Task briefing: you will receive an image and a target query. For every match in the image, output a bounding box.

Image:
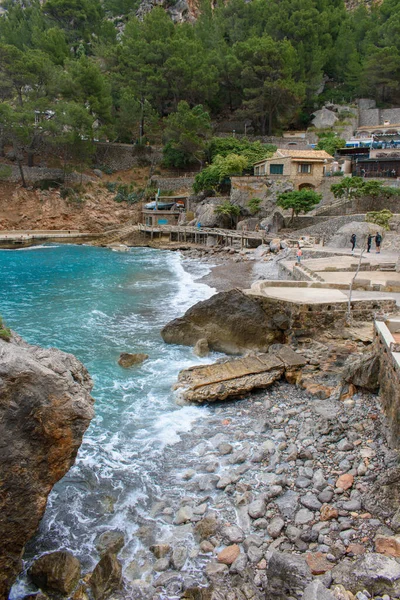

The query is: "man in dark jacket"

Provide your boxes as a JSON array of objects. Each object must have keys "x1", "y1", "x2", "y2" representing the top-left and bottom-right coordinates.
[
  {"x1": 375, "y1": 232, "x2": 382, "y2": 253},
  {"x1": 367, "y1": 233, "x2": 373, "y2": 253},
  {"x1": 350, "y1": 233, "x2": 356, "y2": 254}
]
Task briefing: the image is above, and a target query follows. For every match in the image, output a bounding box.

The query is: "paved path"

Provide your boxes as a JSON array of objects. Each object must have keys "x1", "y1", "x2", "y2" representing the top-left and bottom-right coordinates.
[{"x1": 255, "y1": 286, "x2": 349, "y2": 304}]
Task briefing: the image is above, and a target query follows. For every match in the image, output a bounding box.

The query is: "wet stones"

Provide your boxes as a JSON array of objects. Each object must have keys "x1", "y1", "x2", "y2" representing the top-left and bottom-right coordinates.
[
  {"x1": 28, "y1": 551, "x2": 81, "y2": 596},
  {"x1": 117, "y1": 352, "x2": 149, "y2": 367},
  {"x1": 95, "y1": 530, "x2": 125, "y2": 557},
  {"x1": 217, "y1": 545, "x2": 240, "y2": 565},
  {"x1": 89, "y1": 553, "x2": 123, "y2": 600}
]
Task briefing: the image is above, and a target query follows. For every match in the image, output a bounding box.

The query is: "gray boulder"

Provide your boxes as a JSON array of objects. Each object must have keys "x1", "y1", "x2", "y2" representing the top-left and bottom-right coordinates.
[
  {"x1": 332, "y1": 553, "x2": 400, "y2": 596},
  {"x1": 362, "y1": 466, "x2": 400, "y2": 520},
  {"x1": 161, "y1": 289, "x2": 285, "y2": 354},
  {"x1": 118, "y1": 352, "x2": 148, "y2": 367},
  {"x1": 303, "y1": 580, "x2": 335, "y2": 600},
  {"x1": 0, "y1": 333, "x2": 94, "y2": 599},
  {"x1": 311, "y1": 107, "x2": 338, "y2": 129},
  {"x1": 260, "y1": 210, "x2": 285, "y2": 233},
  {"x1": 265, "y1": 551, "x2": 313, "y2": 599},
  {"x1": 342, "y1": 350, "x2": 380, "y2": 392},
  {"x1": 28, "y1": 551, "x2": 81, "y2": 596},
  {"x1": 89, "y1": 553, "x2": 123, "y2": 600},
  {"x1": 328, "y1": 222, "x2": 383, "y2": 250}
]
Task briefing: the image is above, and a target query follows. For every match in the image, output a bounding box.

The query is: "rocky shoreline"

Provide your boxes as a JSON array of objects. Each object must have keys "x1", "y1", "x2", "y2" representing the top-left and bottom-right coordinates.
[
  {"x1": 27, "y1": 382, "x2": 400, "y2": 599},
  {"x1": 7, "y1": 242, "x2": 400, "y2": 600}
]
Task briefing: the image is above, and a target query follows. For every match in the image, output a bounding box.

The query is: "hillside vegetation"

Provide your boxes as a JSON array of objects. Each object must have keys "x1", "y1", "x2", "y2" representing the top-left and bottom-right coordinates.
[{"x1": 0, "y1": 0, "x2": 399, "y2": 170}]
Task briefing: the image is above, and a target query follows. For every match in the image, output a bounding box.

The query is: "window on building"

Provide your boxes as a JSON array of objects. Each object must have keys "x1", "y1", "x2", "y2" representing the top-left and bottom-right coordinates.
[
  {"x1": 270, "y1": 164, "x2": 284, "y2": 174},
  {"x1": 254, "y1": 166, "x2": 260, "y2": 175},
  {"x1": 298, "y1": 163, "x2": 312, "y2": 174}
]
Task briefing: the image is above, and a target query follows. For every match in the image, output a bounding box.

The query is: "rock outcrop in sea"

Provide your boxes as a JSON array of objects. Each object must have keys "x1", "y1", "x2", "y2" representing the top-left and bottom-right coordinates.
[{"x1": 0, "y1": 330, "x2": 94, "y2": 598}]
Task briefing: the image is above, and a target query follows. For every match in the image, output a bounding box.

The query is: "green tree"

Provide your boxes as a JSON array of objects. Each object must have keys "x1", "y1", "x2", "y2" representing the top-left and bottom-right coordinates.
[
  {"x1": 214, "y1": 201, "x2": 241, "y2": 229},
  {"x1": 331, "y1": 176, "x2": 366, "y2": 202},
  {"x1": 234, "y1": 35, "x2": 305, "y2": 135},
  {"x1": 61, "y1": 56, "x2": 113, "y2": 127},
  {"x1": 206, "y1": 136, "x2": 276, "y2": 168},
  {"x1": 41, "y1": 101, "x2": 95, "y2": 179},
  {"x1": 43, "y1": 0, "x2": 105, "y2": 50},
  {"x1": 193, "y1": 153, "x2": 248, "y2": 193},
  {"x1": 277, "y1": 188, "x2": 322, "y2": 222},
  {"x1": 316, "y1": 133, "x2": 345, "y2": 157},
  {"x1": 162, "y1": 101, "x2": 211, "y2": 168},
  {"x1": 0, "y1": 45, "x2": 57, "y2": 106},
  {"x1": 361, "y1": 46, "x2": 400, "y2": 103}
]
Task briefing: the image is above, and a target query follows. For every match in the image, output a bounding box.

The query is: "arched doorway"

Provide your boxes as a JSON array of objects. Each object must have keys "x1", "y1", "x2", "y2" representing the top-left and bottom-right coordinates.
[{"x1": 298, "y1": 182, "x2": 315, "y2": 190}]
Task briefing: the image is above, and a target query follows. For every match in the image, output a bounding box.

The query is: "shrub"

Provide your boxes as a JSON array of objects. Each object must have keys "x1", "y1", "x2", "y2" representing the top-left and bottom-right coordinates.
[
  {"x1": 248, "y1": 197, "x2": 262, "y2": 215},
  {"x1": 0, "y1": 316, "x2": 11, "y2": 342},
  {"x1": 113, "y1": 184, "x2": 144, "y2": 204},
  {"x1": 35, "y1": 178, "x2": 64, "y2": 190},
  {"x1": 105, "y1": 181, "x2": 118, "y2": 193},
  {"x1": 0, "y1": 165, "x2": 12, "y2": 179},
  {"x1": 366, "y1": 209, "x2": 393, "y2": 230}
]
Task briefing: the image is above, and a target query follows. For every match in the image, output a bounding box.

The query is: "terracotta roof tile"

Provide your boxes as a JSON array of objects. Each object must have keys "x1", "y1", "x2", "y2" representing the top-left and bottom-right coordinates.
[{"x1": 274, "y1": 149, "x2": 333, "y2": 159}]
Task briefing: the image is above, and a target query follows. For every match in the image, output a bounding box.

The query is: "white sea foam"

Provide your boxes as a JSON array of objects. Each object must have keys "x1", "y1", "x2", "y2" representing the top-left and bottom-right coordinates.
[
  {"x1": 15, "y1": 244, "x2": 61, "y2": 251},
  {"x1": 152, "y1": 405, "x2": 209, "y2": 446}
]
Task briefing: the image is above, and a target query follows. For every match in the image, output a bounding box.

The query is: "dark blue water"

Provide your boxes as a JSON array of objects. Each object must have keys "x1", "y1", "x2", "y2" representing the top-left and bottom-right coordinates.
[{"x1": 0, "y1": 245, "x2": 215, "y2": 597}]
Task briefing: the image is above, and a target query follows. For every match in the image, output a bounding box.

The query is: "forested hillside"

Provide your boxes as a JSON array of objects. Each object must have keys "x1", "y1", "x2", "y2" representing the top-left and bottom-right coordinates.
[{"x1": 0, "y1": 0, "x2": 399, "y2": 157}]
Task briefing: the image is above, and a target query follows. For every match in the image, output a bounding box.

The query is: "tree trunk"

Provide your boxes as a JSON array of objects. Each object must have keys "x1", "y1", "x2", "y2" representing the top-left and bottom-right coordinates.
[
  {"x1": 13, "y1": 140, "x2": 26, "y2": 187},
  {"x1": 16, "y1": 87, "x2": 23, "y2": 107},
  {"x1": 17, "y1": 158, "x2": 26, "y2": 187},
  {"x1": 268, "y1": 112, "x2": 273, "y2": 136}
]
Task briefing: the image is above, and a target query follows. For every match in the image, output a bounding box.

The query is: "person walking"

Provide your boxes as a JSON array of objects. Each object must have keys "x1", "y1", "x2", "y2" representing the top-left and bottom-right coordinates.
[
  {"x1": 367, "y1": 233, "x2": 373, "y2": 253},
  {"x1": 375, "y1": 231, "x2": 382, "y2": 253},
  {"x1": 350, "y1": 233, "x2": 356, "y2": 254},
  {"x1": 296, "y1": 245, "x2": 302, "y2": 264}
]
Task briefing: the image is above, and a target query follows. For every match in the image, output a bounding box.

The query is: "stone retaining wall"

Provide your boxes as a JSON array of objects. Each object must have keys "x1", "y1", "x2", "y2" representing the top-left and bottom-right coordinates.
[
  {"x1": 2, "y1": 166, "x2": 94, "y2": 184},
  {"x1": 150, "y1": 176, "x2": 196, "y2": 192},
  {"x1": 278, "y1": 297, "x2": 396, "y2": 338},
  {"x1": 94, "y1": 143, "x2": 163, "y2": 171},
  {"x1": 375, "y1": 319, "x2": 400, "y2": 446}
]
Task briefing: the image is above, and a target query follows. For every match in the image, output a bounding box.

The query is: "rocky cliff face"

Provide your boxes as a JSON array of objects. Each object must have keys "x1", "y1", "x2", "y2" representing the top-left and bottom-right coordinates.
[
  {"x1": 0, "y1": 331, "x2": 94, "y2": 599},
  {"x1": 135, "y1": 0, "x2": 379, "y2": 22}
]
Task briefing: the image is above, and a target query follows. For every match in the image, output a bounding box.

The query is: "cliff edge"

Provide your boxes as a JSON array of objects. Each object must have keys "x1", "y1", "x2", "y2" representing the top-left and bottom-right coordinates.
[{"x1": 0, "y1": 331, "x2": 94, "y2": 599}]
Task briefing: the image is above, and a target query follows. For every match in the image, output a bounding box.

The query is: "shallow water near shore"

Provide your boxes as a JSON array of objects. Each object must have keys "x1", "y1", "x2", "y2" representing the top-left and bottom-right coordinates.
[{"x1": 0, "y1": 244, "x2": 217, "y2": 597}]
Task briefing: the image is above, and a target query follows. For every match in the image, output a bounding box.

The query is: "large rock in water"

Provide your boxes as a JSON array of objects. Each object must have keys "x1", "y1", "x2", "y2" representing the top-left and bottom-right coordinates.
[
  {"x1": 161, "y1": 289, "x2": 285, "y2": 354},
  {"x1": 175, "y1": 353, "x2": 286, "y2": 402},
  {"x1": 0, "y1": 332, "x2": 94, "y2": 598}
]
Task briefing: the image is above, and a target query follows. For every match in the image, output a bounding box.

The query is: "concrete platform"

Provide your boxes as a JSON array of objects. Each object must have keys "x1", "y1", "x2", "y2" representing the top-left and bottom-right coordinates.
[
  {"x1": 316, "y1": 271, "x2": 400, "y2": 286},
  {"x1": 256, "y1": 286, "x2": 348, "y2": 304}
]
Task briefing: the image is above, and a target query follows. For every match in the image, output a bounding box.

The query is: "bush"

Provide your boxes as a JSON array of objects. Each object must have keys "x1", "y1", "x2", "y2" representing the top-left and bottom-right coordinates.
[
  {"x1": 105, "y1": 181, "x2": 118, "y2": 193},
  {"x1": 60, "y1": 186, "x2": 75, "y2": 199},
  {"x1": 248, "y1": 197, "x2": 262, "y2": 215},
  {"x1": 0, "y1": 316, "x2": 11, "y2": 342},
  {"x1": 0, "y1": 165, "x2": 12, "y2": 179},
  {"x1": 366, "y1": 209, "x2": 393, "y2": 230},
  {"x1": 113, "y1": 184, "x2": 143, "y2": 204},
  {"x1": 35, "y1": 178, "x2": 64, "y2": 190}
]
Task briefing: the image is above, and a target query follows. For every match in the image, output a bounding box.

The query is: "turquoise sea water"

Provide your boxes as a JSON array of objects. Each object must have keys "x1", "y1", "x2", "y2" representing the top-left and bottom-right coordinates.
[{"x1": 0, "y1": 244, "x2": 215, "y2": 597}]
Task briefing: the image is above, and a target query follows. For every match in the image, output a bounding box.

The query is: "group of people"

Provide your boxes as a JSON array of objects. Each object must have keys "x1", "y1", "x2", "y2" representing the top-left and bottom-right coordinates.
[{"x1": 350, "y1": 232, "x2": 382, "y2": 254}]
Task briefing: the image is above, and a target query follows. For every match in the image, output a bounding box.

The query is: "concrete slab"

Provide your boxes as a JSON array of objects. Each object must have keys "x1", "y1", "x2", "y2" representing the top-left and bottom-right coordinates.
[
  {"x1": 257, "y1": 287, "x2": 348, "y2": 304},
  {"x1": 316, "y1": 271, "x2": 400, "y2": 285}
]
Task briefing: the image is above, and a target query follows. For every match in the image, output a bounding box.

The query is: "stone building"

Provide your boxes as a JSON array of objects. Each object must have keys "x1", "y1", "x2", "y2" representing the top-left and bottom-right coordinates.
[{"x1": 253, "y1": 149, "x2": 334, "y2": 190}]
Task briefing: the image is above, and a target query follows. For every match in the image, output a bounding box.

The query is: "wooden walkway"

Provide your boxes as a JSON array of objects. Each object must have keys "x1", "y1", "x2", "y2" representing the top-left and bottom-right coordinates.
[{"x1": 137, "y1": 223, "x2": 287, "y2": 248}]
